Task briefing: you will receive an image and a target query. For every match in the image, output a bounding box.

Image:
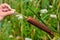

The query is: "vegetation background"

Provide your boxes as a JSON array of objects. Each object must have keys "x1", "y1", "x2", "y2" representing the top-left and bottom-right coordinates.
[{"x1": 0, "y1": 0, "x2": 60, "y2": 40}]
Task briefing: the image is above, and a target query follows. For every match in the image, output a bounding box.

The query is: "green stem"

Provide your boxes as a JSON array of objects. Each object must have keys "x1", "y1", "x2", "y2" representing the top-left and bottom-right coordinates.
[{"x1": 56, "y1": 2, "x2": 60, "y2": 34}]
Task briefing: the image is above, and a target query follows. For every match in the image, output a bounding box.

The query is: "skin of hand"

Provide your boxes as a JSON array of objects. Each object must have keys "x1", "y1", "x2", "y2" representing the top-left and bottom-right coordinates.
[{"x1": 0, "y1": 3, "x2": 15, "y2": 21}]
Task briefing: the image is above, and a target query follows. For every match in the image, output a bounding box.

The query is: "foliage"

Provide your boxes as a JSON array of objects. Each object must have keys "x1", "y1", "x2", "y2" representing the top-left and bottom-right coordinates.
[{"x1": 0, "y1": 0, "x2": 60, "y2": 40}]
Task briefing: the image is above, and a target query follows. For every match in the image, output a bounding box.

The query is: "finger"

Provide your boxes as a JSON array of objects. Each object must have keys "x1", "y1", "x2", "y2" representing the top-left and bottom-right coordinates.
[
  {"x1": 4, "y1": 9, "x2": 15, "y2": 16},
  {"x1": 4, "y1": 3, "x2": 11, "y2": 10},
  {"x1": 0, "y1": 3, "x2": 12, "y2": 11},
  {"x1": 1, "y1": 4, "x2": 6, "y2": 9},
  {"x1": 2, "y1": 8, "x2": 8, "y2": 12},
  {"x1": 0, "y1": 4, "x2": 6, "y2": 11}
]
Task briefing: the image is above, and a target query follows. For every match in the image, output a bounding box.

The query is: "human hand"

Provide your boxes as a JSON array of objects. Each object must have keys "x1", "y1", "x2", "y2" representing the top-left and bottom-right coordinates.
[{"x1": 0, "y1": 3, "x2": 15, "y2": 21}]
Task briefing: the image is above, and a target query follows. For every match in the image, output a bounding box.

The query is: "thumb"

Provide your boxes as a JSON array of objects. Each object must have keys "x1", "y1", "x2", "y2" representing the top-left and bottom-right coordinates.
[{"x1": 5, "y1": 9, "x2": 15, "y2": 16}]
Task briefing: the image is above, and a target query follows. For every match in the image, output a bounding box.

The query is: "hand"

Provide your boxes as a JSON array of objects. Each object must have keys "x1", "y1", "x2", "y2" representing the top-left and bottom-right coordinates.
[{"x1": 0, "y1": 3, "x2": 15, "y2": 21}]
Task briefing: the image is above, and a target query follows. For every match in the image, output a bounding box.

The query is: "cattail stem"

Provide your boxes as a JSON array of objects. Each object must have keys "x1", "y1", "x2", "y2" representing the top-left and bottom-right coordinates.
[{"x1": 27, "y1": 16, "x2": 54, "y2": 35}]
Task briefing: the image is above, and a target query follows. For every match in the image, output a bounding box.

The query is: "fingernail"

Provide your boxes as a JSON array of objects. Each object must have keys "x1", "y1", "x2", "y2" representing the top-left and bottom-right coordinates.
[
  {"x1": 12, "y1": 9, "x2": 16, "y2": 11},
  {"x1": 12, "y1": 11, "x2": 15, "y2": 14},
  {"x1": 12, "y1": 9, "x2": 15, "y2": 14}
]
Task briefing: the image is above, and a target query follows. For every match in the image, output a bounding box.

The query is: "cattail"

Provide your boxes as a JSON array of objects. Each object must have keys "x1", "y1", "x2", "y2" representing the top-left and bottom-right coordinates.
[{"x1": 27, "y1": 16, "x2": 54, "y2": 35}]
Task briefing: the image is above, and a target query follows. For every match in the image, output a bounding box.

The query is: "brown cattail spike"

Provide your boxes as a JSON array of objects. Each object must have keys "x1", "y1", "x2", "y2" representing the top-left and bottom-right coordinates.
[{"x1": 27, "y1": 16, "x2": 54, "y2": 35}]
